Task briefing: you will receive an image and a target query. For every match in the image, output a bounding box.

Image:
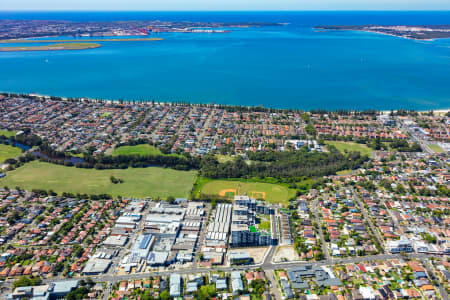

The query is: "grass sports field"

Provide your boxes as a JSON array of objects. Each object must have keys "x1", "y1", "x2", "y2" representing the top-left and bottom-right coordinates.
[
  {"x1": 325, "y1": 141, "x2": 372, "y2": 156},
  {"x1": 112, "y1": 144, "x2": 180, "y2": 157},
  {"x1": 0, "y1": 130, "x2": 17, "y2": 138},
  {"x1": 197, "y1": 179, "x2": 295, "y2": 206},
  {"x1": 0, "y1": 144, "x2": 22, "y2": 164},
  {"x1": 0, "y1": 161, "x2": 197, "y2": 199},
  {"x1": 112, "y1": 144, "x2": 163, "y2": 156},
  {"x1": 429, "y1": 144, "x2": 445, "y2": 153}
]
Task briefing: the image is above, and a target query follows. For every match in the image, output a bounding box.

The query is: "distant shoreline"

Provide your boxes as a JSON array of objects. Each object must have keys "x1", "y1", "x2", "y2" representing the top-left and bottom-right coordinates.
[{"x1": 315, "y1": 25, "x2": 450, "y2": 41}]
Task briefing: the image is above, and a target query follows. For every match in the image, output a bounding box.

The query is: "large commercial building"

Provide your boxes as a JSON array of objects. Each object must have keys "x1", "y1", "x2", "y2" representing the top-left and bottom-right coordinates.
[
  {"x1": 144, "y1": 203, "x2": 185, "y2": 232},
  {"x1": 131, "y1": 234, "x2": 156, "y2": 259},
  {"x1": 7, "y1": 280, "x2": 79, "y2": 300},
  {"x1": 82, "y1": 258, "x2": 111, "y2": 275},
  {"x1": 387, "y1": 236, "x2": 413, "y2": 253}
]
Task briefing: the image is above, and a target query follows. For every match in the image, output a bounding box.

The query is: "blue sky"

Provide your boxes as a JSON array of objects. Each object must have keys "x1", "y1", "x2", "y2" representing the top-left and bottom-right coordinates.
[{"x1": 0, "y1": 0, "x2": 448, "y2": 11}]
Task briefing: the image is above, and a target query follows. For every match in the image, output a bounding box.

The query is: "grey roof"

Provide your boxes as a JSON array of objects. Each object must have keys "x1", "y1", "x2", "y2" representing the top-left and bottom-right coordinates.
[
  {"x1": 186, "y1": 282, "x2": 198, "y2": 293},
  {"x1": 443, "y1": 270, "x2": 450, "y2": 281},
  {"x1": 231, "y1": 271, "x2": 243, "y2": 292},
  {"x1": 15, "y1": 286, "x2": 33, "y2": 293},
  {"x1": 170, "y1": 273, "x2": 180, "y2": 283},
  {"x1": 228, "y1": 251, "x2": 251, "y2": 260},
  {"x1": 82, "y1": 258, "x2": 111, "y2": 274},
  {"x1": 169, "y1": 273, "x2": 181, "y2": 297},
  {"x1": 280, "y1": 279, "x2": 294, "y2": 298},
  {"x1": 31, "y1": 296, "x2": 49, "y2": 300},
  {"x1": 288, "y1": 266, "x2": 341, "y2": 289},
  {"x1": 51, "y1": 280, "x2": 79, "y2": 294},
  {"x1": 131, "y1": 234, "x2": 154, "y2": 258},
  {"x1": 216, "y1": 278, "x2": 227, "y2": 290},
  {"x1": 147, "y1": 251, "x2": 168, "y2": 265}
]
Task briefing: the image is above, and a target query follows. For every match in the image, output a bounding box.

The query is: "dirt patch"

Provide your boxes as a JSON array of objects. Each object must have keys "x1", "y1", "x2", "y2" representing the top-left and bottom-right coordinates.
[
  {"x1": 219, "y1": 189, "x2": 236, "y2": 197},
  {"x1": 251, "y1": 191, "x2": 266, "y2": 199},
  {"x1": 273, "y1": 245, "x2": 300, "y2": 262}
]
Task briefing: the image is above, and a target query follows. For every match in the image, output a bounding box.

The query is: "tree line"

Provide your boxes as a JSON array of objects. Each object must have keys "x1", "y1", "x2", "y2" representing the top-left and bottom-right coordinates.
[{"x1": 200, "y1": 146, "x2": 369, "y2": 180}]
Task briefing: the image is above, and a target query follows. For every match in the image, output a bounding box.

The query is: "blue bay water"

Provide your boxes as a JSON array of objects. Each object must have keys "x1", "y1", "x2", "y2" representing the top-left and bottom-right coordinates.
[{"x1": 0, "y1": 11, "x2": 449, "y2": 110}]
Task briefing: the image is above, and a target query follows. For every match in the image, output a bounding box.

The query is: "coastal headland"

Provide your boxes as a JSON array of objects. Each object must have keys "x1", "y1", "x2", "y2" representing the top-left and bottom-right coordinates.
[{"x1": 315, "y1": 24, "x2": 450, "y2": 40}]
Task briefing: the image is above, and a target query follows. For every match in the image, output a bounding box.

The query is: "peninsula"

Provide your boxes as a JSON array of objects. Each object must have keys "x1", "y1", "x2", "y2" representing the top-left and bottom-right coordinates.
[
  {"x1": 0, "y1": 42, "x2": 101, "y2": 52},
  {"x1": 0, "y1": 38, "x2": 163, "y2": 43},
  {"x1": 315, "y1": 24, "x2": 450, "y2": 40}
]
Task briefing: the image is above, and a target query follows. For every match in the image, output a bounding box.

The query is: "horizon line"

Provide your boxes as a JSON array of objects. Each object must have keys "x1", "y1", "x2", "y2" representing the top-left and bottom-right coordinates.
[{"x1": 1, "y1": 9, "x2": 450, "y2": 12}]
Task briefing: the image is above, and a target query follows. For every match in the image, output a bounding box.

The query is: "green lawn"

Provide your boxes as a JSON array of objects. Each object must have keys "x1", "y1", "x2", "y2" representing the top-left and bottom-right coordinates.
[
  {"x1": 0, "y1": 144, "x2": 22, "y2": 163},
  {"x1": 0, "y1": 130, "x2": 17, "y2": 138},
  {"x1": 198, "y1": 179, "x2": 295, "y2": 206},
  {"x1": 216, "y1": 154, "x2": 235, "y2": 163},
  {"x1": 100, "y1": 112, "x2": 112, "y2": 118},
  {"x1": 428, "y1": 144, "x2": 445, "y2": 153},
  {"x1": 0, "y1": 161, "x2": 197, "y2": 199},
  {"x1": 112, "y1": 144, "x2": 180, "y2": 157},
  {"x1": 258, "y1": 218, "x2": 271, "y2": 231},
  {"x1": 325, "y1": 141, "x2": 372, "y2": 156},
  {"x1": 336, "y1": 169, "x2": 353, "y2": 175}
]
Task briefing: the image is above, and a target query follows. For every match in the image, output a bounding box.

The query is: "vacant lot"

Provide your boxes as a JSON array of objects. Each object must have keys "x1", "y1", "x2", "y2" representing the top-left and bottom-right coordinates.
[
  {"x1": 325, "y1": 141, "x2": 372, "y2": 156},
  {"x1": 0, "y1": 144, "x2": 22, "y2": 164},
  {"x1": 199, "y1": 179, "x2": 295, "y2": 205},
  {"x1": 0, "y1": 161, "x2": 197, "y2": 198},
  {"x1": 273, "y1": 245, "x2": 300, "y2": 262}
]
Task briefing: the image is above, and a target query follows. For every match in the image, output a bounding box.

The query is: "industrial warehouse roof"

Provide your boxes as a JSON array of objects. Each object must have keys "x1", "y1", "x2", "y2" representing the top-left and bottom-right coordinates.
[
  {"x1": 51, "y1": 280, "x2": 79, "y2": 294},
  {"x1": 147, "y1": 251, "x2": 169, "y2": 265},
  {"x1": 82, "y1": 258, "x2": 111, "y2": 274}
]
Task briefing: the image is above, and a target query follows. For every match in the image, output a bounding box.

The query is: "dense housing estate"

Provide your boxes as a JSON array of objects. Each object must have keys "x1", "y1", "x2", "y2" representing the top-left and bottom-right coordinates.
[
  {"x1": 0, "y1": 93, "x2": 448, "y2": 300},
  {"x1": 1, "y1": 94, "x2": 449, "y2": 159}
]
